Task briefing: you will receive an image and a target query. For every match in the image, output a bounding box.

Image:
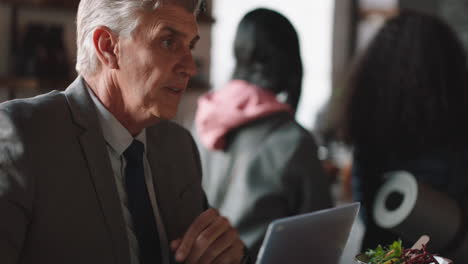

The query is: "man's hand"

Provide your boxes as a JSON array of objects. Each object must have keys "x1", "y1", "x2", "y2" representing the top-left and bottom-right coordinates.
[{"x1": 171, "y1": 208, "x2": 245, "y2": 264}]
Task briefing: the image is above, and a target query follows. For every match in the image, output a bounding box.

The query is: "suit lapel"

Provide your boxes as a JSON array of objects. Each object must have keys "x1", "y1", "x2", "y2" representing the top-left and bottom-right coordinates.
[
  {"x1": 64, "y1": 77, "x2": 131, "y2": 264},
  {"x1": 146, "y1": 124, "x2": 182, "y2": 240}
]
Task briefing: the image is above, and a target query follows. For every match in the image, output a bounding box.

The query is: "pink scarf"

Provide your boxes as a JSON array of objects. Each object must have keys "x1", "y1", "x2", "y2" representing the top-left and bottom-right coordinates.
[{"x1": 195, "y1": 80, "x2": 292, "y2": 150}]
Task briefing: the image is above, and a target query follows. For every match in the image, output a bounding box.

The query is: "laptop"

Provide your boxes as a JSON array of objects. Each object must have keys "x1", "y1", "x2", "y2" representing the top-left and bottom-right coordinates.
[{"x1": 256, "y1": 202, "x2": 360, "y2": 264}]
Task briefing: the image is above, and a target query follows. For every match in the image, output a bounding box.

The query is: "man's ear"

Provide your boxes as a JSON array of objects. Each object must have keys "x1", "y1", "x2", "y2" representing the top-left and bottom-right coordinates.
[{"x1": 93, "y1": 26, "x2": 119, "y2": 70}]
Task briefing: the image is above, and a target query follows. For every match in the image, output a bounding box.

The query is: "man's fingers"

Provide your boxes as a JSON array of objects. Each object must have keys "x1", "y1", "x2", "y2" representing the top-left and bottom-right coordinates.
[
  {"x1": 170, "y1": 239, "x2": 182, "y2": 251},
  {"x1": 213, "y1": 240, "x2": 245, "y2": 264},
  {"x1": 175, "y1": 208, "x2": 220, "y2": 262},
  {"x1": 185, "y1": 216, "x2": 231, "y2": 264},
  {"x1": 197, "y1": 228, "x2": 240, "y2": 264},
  {"x1": 174, "y1": 208, "x2": 246, "y2": 264}
]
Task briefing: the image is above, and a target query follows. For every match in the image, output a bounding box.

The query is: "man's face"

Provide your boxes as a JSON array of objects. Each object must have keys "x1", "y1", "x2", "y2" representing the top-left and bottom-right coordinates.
[{"x1": 115, "y1": 5, "x2": 199, "y2": 122}]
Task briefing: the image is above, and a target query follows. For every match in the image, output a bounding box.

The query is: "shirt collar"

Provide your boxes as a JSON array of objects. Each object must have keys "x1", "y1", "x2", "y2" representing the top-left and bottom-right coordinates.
[{"x1": 85, "y1": 81, "x2": 147, "y2": 156}]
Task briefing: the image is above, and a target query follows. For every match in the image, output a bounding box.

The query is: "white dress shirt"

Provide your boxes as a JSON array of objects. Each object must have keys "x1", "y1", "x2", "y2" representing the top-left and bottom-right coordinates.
[{"x1": 87, "y1": 86, "x2": 170, "y2": 264}]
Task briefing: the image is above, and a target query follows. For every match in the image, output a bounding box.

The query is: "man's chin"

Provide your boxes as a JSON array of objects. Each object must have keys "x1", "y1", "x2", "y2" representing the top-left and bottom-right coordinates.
[{"x1": 153, "y1": 110, "x2": 178, "y2": 121}]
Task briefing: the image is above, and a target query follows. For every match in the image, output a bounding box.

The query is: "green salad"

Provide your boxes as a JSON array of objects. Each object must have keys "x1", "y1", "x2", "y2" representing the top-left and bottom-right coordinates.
[
  {"x1": 361, "y1": 240, "x2": 439, "y2": 264},
  {"x1": 365, "y1": 240, "x2": 404, "y2": 264}
]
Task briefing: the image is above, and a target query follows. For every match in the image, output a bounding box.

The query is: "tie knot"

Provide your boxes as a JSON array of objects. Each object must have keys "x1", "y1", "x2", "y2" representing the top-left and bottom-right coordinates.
[{"x1": 124, "y1": 140, "x2": 145, "y2": 163}]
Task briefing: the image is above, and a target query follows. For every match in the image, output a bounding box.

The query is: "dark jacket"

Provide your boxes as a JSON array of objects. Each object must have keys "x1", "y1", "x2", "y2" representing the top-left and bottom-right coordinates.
[{"x1": 0, "y1": 77, "x2": 207, "y2": 264}]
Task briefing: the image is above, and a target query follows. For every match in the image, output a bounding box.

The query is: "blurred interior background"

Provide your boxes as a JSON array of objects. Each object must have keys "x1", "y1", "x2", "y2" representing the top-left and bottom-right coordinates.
[
  {"x1": 0, "y1": 0, "x2": 466, "y2": 132},
  {"x1": 0, "y1": 1, "x2": 467, "y2": 262}
]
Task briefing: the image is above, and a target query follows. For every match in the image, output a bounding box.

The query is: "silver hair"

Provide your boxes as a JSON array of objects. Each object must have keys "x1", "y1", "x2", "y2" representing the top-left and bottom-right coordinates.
[{"x1": 75, "y1": 0, "x2": 202, "y2": 76}]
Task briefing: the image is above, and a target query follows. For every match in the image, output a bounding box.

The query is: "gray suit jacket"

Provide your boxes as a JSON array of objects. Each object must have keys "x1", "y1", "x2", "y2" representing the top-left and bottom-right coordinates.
[
  {"x1": 0, "y1": 77, "x2": 207, "y2": 264},
  {"x1": 200, "y1": 112, "x2": 332, "y2": 260}
]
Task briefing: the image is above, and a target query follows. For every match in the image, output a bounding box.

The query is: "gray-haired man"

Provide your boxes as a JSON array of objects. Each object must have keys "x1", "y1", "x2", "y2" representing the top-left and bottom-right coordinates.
[{"x1": 0, "y1": 0, "x2": 247, "y2": 263}]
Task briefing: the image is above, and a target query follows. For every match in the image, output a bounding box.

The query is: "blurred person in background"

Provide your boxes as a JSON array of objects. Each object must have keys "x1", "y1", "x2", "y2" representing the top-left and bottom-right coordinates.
[
  {"x1": 195, "y1": 8, "x2": 333, "y2": 260},
  {"x1": 339, "y1": 10, "x2": 468, "y2": 256}
]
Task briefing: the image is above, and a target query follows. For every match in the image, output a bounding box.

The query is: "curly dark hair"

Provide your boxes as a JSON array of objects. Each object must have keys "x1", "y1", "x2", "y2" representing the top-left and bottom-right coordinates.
[
  {"x1": 340, "y1": 10, "x2": 468, "y2": 154},
  {"x1": 232, "y1": 8, "x2": 303, "y2": 111}
]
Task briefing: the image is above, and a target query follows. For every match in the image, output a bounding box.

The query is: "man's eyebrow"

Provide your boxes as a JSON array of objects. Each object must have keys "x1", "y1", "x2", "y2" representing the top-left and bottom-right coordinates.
[{"x1": 160, "y1": 26, "x2": 200, "y2": 43}]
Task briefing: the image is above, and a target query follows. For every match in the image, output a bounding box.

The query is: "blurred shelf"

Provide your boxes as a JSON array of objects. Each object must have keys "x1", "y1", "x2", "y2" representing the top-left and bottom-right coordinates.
[
  {"x1": 2, "y1": 0, "x2": 216, "y2": 18},
  {"x1": 1, "y1": 0, "x2": 214, "y2": 22},
  {"x1": 0, "y1": 76, "x2": 70, "y2": 88},
  {"x1": 0, "y1": 0, "x2": 79, "y2": 10},
  {"x1": 0, "y1": 76, "x2": 70, "y2": 98},
  {"x1": 0, "y1": 76, "x2": 39, "y2": 90}
]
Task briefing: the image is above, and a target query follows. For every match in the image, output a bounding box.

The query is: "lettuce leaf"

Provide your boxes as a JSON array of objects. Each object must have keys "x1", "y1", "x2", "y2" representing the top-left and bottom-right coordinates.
[{"x1": 365, "y1": 240, "x2": 404, "y2": 264}]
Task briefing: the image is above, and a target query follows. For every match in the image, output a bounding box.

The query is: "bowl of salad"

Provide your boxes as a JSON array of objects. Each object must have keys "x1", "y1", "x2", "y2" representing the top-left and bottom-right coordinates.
[{"x1": 355, "y1": 240, "x2": 452, "y2": 264}]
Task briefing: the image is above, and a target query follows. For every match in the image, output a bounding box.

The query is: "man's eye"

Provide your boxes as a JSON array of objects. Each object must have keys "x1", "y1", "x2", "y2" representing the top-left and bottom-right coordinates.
[{"x1": 162, "y1": 39, "x2": 174, "y2": 48}]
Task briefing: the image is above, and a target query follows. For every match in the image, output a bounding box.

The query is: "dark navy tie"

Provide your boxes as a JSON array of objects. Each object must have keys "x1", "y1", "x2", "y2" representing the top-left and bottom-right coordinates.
[{"x1": 124, "y1": 140, "x2": 161, "y2": 264}]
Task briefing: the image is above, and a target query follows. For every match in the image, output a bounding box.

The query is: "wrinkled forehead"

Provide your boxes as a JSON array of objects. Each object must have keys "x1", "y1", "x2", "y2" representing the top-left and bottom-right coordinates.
[
  {"x1": 151, "y1": 0, "x2": 202, "y2": 14},
  {"x1": 135, "y1": 4, "x2": 199, "y2": 40}
]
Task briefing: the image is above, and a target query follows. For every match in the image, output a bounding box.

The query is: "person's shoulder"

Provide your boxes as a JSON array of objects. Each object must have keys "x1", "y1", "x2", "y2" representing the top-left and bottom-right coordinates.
[
  {"x1": 232, "y1": 112, "x2": 317, "y2": 159},
  {"x1": 262, "y1": 112, "x2": 316, "y2": 144},
  {"x1": 0, "y1": 90, "x2": 65, "y2": 120},
  {"x1": 0, "y1": 91, "x2": 67, "y2": 144}
]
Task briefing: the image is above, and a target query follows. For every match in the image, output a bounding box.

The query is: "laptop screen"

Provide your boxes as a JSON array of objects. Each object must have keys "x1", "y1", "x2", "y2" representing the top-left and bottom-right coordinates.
[{"x1": 256, "y1": 202, "x2": 360, "y2": 264}]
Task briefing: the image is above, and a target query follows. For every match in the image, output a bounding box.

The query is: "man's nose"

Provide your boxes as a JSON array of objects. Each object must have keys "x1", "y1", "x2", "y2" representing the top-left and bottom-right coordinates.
[{"x1": 177, "y1": 52, "x2": 197, "y2": 78}]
